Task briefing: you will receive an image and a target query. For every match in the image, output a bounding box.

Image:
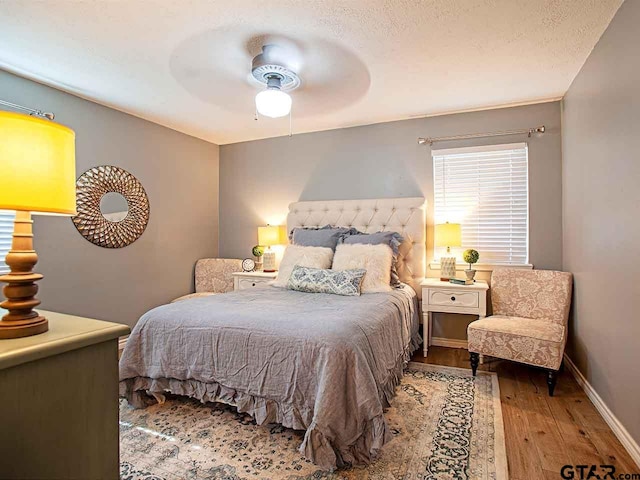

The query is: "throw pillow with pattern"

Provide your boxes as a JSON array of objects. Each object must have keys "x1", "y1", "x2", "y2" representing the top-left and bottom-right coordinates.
[{"x1": 287, "y1": 265, "x2": 366, "y2": 296}]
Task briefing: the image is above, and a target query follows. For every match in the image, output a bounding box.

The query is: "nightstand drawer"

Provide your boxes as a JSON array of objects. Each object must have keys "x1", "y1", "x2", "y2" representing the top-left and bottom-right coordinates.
[
  {"x1": 428, "y1": 290, "x2": 479, "y2": 308},
  {"x1": 237, "y1": 278, "x2": 271, "y2": 290}
]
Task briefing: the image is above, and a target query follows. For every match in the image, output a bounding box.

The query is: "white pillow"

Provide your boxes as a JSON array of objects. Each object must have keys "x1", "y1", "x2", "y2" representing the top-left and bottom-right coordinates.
[
  {"x1": 332, "y1": 243, "x2": 393, "y2": 293},
  {"x1": 273, "y1": 245, "x2": 334, "y2": 288}
]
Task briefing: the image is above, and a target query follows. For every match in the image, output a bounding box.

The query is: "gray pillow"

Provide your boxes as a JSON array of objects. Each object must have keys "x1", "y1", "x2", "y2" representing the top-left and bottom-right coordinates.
[
  {"x1": 288, "y1": 224, "x2": 331, "y2": 241},
  {"x1": 291, "y1": 225, "x2": 357, "y2": 250},
  {"x1": 341, "y1": 231, "x2": 404, "y2": 288},
  {"x1": 287, "y1": 265, "x2": 366, "y2": 296}
]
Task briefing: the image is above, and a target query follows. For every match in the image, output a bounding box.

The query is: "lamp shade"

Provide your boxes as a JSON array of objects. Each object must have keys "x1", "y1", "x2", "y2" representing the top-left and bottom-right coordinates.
[
  {"x1": 0, "y1": 111, "x2": 76, "y2": 215},
  {"x1": 258, "y1": 225, "x2": 286, "y2": 246},
  {"x1": 435, "y1": 222, "x2": 462, "y2": 247},
  {"x1": 255, "y1": 89, "x2": 292, "y2": 118}
]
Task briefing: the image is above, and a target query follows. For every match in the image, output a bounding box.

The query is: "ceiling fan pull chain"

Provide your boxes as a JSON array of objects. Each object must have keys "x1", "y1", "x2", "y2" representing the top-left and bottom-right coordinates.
[{"x1": 289, "y1": 108, "x2": 292, "y2": 137}]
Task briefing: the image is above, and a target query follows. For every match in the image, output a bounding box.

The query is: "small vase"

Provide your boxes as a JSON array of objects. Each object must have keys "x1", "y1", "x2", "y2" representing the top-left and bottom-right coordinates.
[{"x1": 465, "y1": 269, "x2": 476, "y2": 282}]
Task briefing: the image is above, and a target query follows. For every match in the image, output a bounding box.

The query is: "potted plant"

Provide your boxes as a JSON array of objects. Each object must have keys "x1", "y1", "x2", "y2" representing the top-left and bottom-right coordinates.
[
  {"x1": 463, "y1": 249, "x2": 479, "y2": 282},
  {"x1": 252, "y1": 245, "x2": 265, "y2": 271}
]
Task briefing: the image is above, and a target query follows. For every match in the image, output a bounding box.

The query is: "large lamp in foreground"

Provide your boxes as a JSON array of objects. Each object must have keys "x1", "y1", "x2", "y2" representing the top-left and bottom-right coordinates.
[{"x1": 0, "y1": 111, "x2": 76, "y2": 339}]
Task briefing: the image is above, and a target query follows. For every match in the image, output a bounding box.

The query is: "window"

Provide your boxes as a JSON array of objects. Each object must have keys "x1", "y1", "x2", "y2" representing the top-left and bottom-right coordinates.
[
  {"x1": 0, "y1": 211, "x2": 16, "y2": 274},
  {"x1": 433, "y1": 143, "x2": 529, "y2": 265}
]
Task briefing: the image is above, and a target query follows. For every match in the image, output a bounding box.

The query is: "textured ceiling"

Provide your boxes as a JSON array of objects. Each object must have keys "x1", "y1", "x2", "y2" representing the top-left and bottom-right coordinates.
[{"x1": 0, "y1": 0, "x2": 622, "y2": 144}]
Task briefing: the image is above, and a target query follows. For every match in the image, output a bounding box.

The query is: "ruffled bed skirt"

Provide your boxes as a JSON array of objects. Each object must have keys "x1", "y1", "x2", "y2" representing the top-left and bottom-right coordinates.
[{"x1": 119, "y1": 333, "x2": 421, "y2": 470}]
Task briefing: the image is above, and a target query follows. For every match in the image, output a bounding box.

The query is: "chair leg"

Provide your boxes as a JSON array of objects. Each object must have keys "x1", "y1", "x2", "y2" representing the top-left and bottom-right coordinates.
[
  {"x1": 470, "y1": 352, "x2": 479, "y2": 376},
  {"x1": 547, "y1": 369, "x2": 558, "y2": 396}
]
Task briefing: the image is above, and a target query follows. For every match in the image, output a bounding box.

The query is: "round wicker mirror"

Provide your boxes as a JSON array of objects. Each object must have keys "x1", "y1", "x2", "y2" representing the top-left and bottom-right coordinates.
[{"x1": 72, "y1": 165, "x2": 150, "y2": 248}]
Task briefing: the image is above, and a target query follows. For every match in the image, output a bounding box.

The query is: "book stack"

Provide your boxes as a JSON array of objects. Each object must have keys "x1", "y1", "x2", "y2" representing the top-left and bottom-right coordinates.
[{"x1": 449, "y1": 278, "x2": 474, "y2": 285}]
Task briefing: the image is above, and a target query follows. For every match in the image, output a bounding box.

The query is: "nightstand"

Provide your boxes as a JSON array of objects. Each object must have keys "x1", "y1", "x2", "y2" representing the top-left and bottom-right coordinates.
[
  {"x1": 232, "y1": 271, "x2": 277, "y2": 291},
  {"x1": 421, "y1": 278, "x2": 489, "y2": 356},
  {"x1": 0, "y1": 310, "x2": 129, "y2": 479}
]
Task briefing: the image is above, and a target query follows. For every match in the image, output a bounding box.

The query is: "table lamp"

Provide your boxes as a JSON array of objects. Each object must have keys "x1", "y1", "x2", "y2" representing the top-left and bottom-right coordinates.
[
  {"x1": 258, "y1": 225, "x2": 286, "y2": 272},
  {"x1": 0, "y1": 111, "x2": 76, "y2": 339},
  {"x1": 435, "y1": 222, "x2": 461, "y2": 281}
]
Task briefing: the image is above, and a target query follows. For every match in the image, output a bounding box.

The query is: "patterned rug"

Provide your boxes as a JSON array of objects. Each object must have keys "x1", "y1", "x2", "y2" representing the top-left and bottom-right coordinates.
[{"x1": 120, "y1": 362, "x2": 507, "y2": 479}]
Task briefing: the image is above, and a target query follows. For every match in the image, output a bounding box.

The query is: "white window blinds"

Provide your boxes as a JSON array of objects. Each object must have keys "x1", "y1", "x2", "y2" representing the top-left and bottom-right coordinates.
[
  {"x1": 0, "y1": 211, "x2": 16, "y2": 274},
  {"x1": 433, "y1": 143, "x2": 529, "y2": 265}
]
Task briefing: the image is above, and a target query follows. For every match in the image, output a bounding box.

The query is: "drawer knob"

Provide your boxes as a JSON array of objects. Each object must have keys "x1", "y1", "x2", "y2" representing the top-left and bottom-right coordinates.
[
  {"x1": 252, "y1": 282, "x2": 256, "y2": 287},
  {"x1": 451, "y1": 296, "x2": 456, "y2": 301}
]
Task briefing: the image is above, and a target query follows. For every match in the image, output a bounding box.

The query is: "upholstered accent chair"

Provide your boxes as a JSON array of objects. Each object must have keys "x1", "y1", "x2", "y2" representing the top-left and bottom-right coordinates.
[
  {"x1": 172, "y1": 258, "x2": 243, "y2": 303},
  {"x1": 467, "y1": 268, "x2": 573, "y2": 396}
]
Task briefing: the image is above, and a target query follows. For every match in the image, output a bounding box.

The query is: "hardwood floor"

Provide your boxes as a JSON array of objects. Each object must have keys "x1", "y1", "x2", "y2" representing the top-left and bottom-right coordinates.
[{"x1": 411, "y1": 346, "x2": 638, "y2": 479}]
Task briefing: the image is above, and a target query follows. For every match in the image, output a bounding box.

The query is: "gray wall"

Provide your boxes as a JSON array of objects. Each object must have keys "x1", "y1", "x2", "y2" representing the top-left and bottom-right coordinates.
[
  {"x1": 0, "y1": 70, "x2": 220, "y2": 328},
  {"x1": 562, "y1": 0, "x2": 639, "y2": 445},
  {"x1": 220, "y1": 101, "x2": 563, "y2": 339}
]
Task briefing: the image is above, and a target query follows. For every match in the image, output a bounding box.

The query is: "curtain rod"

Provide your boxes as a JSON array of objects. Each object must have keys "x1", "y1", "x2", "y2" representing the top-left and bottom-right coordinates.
[
  {"x1": 418, "y1": 125, "x2": 545, "y2": 146},
  {"x1": 0, "y1": 99, "x2": 55, "y2": 120}
]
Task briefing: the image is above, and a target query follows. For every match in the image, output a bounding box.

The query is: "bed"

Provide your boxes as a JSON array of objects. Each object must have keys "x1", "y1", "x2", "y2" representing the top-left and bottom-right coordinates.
[{"x1": 119, "y1": 197, "x2": 427, "y2": 469}]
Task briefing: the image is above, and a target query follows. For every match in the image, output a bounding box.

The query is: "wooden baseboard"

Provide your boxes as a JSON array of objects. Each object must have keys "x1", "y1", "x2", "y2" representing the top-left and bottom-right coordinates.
[
  {"x1": 430, "y1": 337, "x2": 468, "y2": 349},
  {"x1": 563, "y1": 353, "x2": 640, "y2": 469}
]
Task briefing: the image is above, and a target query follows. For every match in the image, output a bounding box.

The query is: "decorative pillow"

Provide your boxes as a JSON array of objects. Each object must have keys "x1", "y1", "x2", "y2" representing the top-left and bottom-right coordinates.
[
  {"x1": 341, "y1": 231, "x2": 404, "y2": 288},
  {"x1": 288, "y1": 224, "x2": 330, "y2": 241},
  {"x1": 287, "y1": 265, "x2": 366, "y2": 296},
  {"x1": 273, "y1": 245, "x2": 334, "y2": 287},
  {"x1": 291, "y1": 225, "x2": 357, "y2": 250},
  {"x1": 331, "y1": 243, "x2": 393, "y2": 293}
]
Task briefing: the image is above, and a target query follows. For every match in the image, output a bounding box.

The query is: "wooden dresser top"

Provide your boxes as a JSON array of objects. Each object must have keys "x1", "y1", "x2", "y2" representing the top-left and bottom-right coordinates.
[{"x1": 0, "y1": 309, "x2": 130, "y2": 370}]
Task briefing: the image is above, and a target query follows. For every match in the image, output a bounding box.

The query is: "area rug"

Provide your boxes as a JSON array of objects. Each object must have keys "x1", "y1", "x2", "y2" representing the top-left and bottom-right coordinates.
[{"x1": 120, "y1": 362, "x2": 507, "y2": 479}]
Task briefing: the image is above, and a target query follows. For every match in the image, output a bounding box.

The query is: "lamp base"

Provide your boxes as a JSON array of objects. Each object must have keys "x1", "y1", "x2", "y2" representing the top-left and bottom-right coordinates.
[
  {"x1": 440, "y1": 256, "x2": 457, "y2": 280},
  {"x1": 0, "y1": 313, "x2": 48, "y2": 339},
  {"x1": 263, "y1": 250, "x2": 276, "y2": 273},
  {"x1": 0, "y1": 211, "x2": 48, "y2": 339}
]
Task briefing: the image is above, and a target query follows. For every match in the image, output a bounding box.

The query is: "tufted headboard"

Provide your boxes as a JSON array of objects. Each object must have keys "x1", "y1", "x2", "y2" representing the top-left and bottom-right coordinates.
[{"x1": 286, "y1": 197, "x2": 427, "y2": 296}]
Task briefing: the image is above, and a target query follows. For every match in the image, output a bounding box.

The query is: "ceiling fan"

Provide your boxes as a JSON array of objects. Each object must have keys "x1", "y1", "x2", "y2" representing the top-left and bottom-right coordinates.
[{"x1": 251, "y1": 44, "x2": 301, "y2": 119}]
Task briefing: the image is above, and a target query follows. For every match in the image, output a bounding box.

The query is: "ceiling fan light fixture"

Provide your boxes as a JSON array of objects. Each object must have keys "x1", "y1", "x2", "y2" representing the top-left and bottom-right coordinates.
[
  {"x1": 255, "y1": 86, "x2": 292, "y2": 118},
  {"x1": 251, "y1": 46, "x2": 300, "y2": 120}
]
